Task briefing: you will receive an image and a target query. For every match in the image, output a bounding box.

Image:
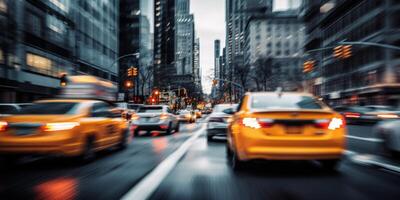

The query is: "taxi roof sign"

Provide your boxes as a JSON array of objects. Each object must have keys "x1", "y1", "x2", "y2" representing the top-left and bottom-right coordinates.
[{"x1": 59, "y1": 75, "x2": 117, "y2": 102}]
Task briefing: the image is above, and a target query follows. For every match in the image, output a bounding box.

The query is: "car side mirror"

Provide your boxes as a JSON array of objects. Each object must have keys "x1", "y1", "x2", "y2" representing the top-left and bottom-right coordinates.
[{"x1": 223, "y1": 108, "x2": 236, "y2": 115}]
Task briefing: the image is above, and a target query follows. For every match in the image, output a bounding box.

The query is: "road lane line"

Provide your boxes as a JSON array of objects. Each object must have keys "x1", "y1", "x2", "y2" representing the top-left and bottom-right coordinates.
[
  {"x1": 345, "y1": 150, "x2": 400, "y2": 174},
  {"x1": 346, "y1": 135, "x2": 383, "y2": 142},
  {"x1": 121, "y1": 124, "x2": 206, "y2": 200}
]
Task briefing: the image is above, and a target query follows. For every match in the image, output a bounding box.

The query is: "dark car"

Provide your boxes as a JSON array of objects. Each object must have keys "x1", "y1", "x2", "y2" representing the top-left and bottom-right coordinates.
[{"x1": 334, "y1": 106, "x2": 399, "y2": 124}]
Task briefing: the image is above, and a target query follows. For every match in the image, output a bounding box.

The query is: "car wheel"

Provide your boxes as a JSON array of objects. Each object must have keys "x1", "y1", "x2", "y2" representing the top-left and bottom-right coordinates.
[
  {"x1": 227, "y1": 146, "x2": 246, "y2": 171},
  {"x1": 207, "y1": 135, "x2": 213, "y2": 142},
  {"x1": 133, "y1": 129, "x2": 139, "y2": 137},
  {"x1": 116, "y1": 129, "x2": 129, "y2": 150},
  {"x1": 174, "y1": 122, "x2": 180, "y2": 132},
  {"x1": 320, "y1": 159, "x2": 340, "y2": 171},
  {"x1": 79, "y1": 137, "x2": 96, "y2": 163},
  {"x1": 166, "y1": 123, "x2": 172, "y2": 135}
]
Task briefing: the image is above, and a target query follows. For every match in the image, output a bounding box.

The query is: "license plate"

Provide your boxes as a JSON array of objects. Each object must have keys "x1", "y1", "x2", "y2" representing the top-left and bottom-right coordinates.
[
  {"x1": 15, "y1": 128, "x2": 35, "y2": 136},
  {"x1": 286, "y1": 126, "x2": 302, "y2": 134}
]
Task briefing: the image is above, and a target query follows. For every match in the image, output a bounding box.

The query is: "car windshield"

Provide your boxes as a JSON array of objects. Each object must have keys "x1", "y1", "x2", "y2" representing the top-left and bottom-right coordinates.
[
  {"x1": 251, "y1": 95, "x2": 324, "y2": 110},
  {"x1": 138, "y1": 107, "x2": 163, "y2": 113},
  {"x1": 0, "y1": 105, "x2": 19, "y2": 114},
  {"x1": 16, "y1": 102, "x2": 81, "y2": 115},
  {"x1": 214, "y1": 105, "x2": 237, "y2": 112}
]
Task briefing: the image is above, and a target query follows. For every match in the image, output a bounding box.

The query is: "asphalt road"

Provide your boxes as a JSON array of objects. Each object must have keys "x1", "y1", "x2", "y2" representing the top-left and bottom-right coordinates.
[{"x1": 1, "y1": 121, "x2": 400, "y2": 200}]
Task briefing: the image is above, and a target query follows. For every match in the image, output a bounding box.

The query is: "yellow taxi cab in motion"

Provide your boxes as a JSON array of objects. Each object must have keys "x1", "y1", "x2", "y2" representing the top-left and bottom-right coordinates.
[
  {"x1": 0, "y1": 99, "x2": 130, "y2": 162},
  {"x1": 226, "y1": 92, "x2": 346, "y2": 171},
  {"x1": 0, "y1": 75, "x2": 130, "y2": 163}
]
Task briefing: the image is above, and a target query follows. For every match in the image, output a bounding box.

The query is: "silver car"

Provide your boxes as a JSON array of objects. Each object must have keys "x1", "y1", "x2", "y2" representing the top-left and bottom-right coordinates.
[
  {"x1": 206, "y1": 104, "x2": 238, "y2": 142},
  {"x1": 131, "y1": 105, "x2": 179, "y2": 136},
  {"x1": 374, "y1": 120, "x2": 400, "y2": 158}
]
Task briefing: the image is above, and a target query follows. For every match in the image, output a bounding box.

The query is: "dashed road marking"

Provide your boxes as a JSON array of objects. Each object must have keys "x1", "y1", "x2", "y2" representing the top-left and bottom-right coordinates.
[{"x1": 346, "y1": 135, "x2": 383, "y2": 142}]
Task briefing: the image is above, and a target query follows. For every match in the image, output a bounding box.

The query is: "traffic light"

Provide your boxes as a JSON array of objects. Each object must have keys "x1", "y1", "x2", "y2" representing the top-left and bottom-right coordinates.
[
  {"x1": 333, "y1": 45, "x2": 343, "y2": 59},
  {"x1": 125, "y1": 80, "x2": 133, "y2": 88},
  {"x1": 127, "y1": 67, "x2": 138, "y2": 77},
  {"x1": 303, "y1": 60, "x2": 315, "y2": 73},
  {"x1": 60, "y1": 73, "x2": 68, "y2": 87},
  {"x1": 212, "y1": 80, "x2": 218, "y2": 86},
  {"x1": 342, "y1": 45, "x2": 352, "y2": 58}
]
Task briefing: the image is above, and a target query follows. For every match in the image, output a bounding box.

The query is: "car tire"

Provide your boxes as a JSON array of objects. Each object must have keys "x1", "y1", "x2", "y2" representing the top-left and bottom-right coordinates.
[
  {"x1": 166, "y1": 122, "x2": 173, "y2": 135},
  {"x1": 227, "y1": 145, "x2": 246, "y2": 171},
  {"x1": 116, "y1": 129, "x2": 129, "y2": 150},
  {"x1": 320, "y1": 159, "x2": 340, "y2": 171},
  {"x1": 133, "y1": 129, "x2": 139, "y2": 137},
  {"x1": 207, "y1": 135, "x2": 213, "y2": 142},
  {"x1": 79, "y1": 137, "x2": 96, "y2": 163},
  {"x1": 174, "y1": 122, "x2": 180, "y2": 133}
]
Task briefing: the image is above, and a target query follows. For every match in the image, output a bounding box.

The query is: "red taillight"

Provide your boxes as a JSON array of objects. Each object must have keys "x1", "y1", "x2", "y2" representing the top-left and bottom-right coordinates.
[
  {"x1": 0, "y1": 121, "x2": 8, "y2": 132},
  {"x1": 344, "y1": 112, "x2": 360, "y2": 118},
  {"x1": 314, "y1": 118, "x2": 345, "y2": 130},
  {"x1": 42, "y1": 122, "x2": 79, "y2": 132},
  {"x1": 240, "y1": 118, "x2": 274, "y2": 129}
]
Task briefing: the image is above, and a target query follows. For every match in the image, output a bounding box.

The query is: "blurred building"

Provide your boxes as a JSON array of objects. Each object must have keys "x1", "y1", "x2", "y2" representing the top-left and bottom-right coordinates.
[
  {"x1": 154, "y1": 0, "x2": 199, "y2": 98},
  {"x1": 302, "y1": 0, "x2": 400, "y2": 106},
  {"x1": 72, "y1": 0, "x2": 119, "y2": 83},
  {"x1": 225, "y1": 0, "x2": 273, "y2": 99},
  {"x1": 0, "y1": 0, "x2": 119, "y2": 103},
  {"x1": 153, "y1": 0, "x2": 176, "y2": 89},
  {"x1": 214, "y1": 40, "x2": 221, "y2": 79},
  {"x1": 0, "y1": 0, "x2": 75, "y2": 102},
  {"x1": 193, "y1": 38, "x2": 202, "y2": 92},
  {"x1": 244, "y1": 9, "x2": 305, "y2": 91},
  {"x1": 119, "y1": 0, "x2": 153, "y2": 102}
]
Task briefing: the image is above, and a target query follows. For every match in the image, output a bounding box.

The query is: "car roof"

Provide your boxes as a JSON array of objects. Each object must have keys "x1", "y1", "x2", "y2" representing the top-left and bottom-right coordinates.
[{"x1": 247, "y1": 92, "x2": 314, "y2": 97}]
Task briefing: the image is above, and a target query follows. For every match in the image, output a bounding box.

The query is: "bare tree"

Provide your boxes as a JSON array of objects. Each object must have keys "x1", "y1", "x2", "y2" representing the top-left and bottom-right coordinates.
[
  {"x1": 139, "y1": 64, "x2": 153, "y2": 96},
  {"x1": 234, "y1": 63, "x2": 251, "y2": 91}
]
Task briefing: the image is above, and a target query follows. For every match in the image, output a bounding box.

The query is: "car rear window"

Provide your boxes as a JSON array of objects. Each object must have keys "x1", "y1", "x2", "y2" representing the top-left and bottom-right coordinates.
[
  {"x1": 17, "y1": 102, "x2": 81, "y2": 115},
  {"x1": 138, "y1": 107, "x2": 163, "y2": 113},
  {"x1": 214, "y1": 105, "x2": 237, "y2": 112},
  {"x1": 0, "y1": 105, "x2": 18, "y2": 114},
  {"x1": 251, "y1": 95, "x2": 323, "y2": 110}
]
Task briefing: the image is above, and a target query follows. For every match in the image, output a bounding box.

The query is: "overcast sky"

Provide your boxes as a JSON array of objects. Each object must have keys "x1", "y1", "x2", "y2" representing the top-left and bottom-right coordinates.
[{"x1": 191, "y1": 0, "x2": 289, "y2": 94}]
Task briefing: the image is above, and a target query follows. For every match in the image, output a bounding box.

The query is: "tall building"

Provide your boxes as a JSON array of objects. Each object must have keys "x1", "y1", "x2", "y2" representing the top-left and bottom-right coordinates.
[
  {"x1": 214, "y1": 40, "x2": 221, "y2": 79},
  {"x1": 225, "y1": 0, "x2": 273, "y2": 99},
  {"x1": 0, "y1": 0, "x2": 75, "y2": 102},
  {"x1": 194, "y1": 38, "x2": 201, "y2": 90},
  {"x1": 0, "y1": 0, "x2": 119, "y2": 103},
  {"x1": 244, "y1": 10, "x2": 305, "y2": 91},
  {"x1": 119, "y1": 0, "x2": 153, "y2": 101},
  {"x1": 73, "y1": 0, "x2": 119, "y2": 82},
  {"x1": 302, "y1": 0, "x2": 400, "y2": 106},
  {"x1": 153, "y1": 0, "x2": 176, "y2": 88}
]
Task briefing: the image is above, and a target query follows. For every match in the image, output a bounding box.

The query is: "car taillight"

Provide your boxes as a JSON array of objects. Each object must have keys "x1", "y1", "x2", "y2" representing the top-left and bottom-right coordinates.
[
  {"x1": 131, "y1": 114, "x2": 140, "y2": 121},
  {"x1": 241, "y1": 118, "x2": 274, "y2": 129},
  {"x1": 0, "y1": 121, "x2": 8, "y2": 132},
  {"x1": 209, "y1": 117, "x2": 224, "y2": 123},
  {"x1": 160, "y1": 114, "x2": 168, "y2": 120},
  {"x1": 42, "y1": 122, "x2": 80, "y2": 132},
  {"x1": 344, "y1": 112, "x2": 360, "y2": 118},
  {"x1": 314, "y1": 118, "x2": 345, "y2": 130}
]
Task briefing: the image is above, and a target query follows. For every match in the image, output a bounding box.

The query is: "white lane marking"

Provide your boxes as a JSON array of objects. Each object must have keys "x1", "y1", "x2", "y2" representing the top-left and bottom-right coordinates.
[
  {"x1": 344, "y1": 150, "x2": 357, "y2": 157},
  {"x1": 346, "y1": 135, "x2": 383, "y2": 142},
  {"x1": 121, "y1": 125, "x2": 206, "y2": 200}
]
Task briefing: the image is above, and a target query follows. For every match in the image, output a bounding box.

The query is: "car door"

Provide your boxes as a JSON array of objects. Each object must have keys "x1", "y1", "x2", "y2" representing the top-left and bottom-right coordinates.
[
  {"x1": 167, "y1": 107, "x2": 177, "y2": 127},
  {"x1": 90, "y1": 102, "x2": 118, "y2": 148}
]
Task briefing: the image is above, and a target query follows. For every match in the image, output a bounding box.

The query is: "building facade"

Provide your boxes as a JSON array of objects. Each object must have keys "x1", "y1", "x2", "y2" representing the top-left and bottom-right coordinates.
[
  {"x1": 119, "y1": 0, "x2": 153, "y2": 102},
  {"x1": 0, "y1": 0, "x2": 119, "y2": 103},
  {"x1": 244, "y1": 10, "x2": 305, "y2": 91},
  {"x1": 302, "y1": 0, "x2": 400, "y2": 106}
]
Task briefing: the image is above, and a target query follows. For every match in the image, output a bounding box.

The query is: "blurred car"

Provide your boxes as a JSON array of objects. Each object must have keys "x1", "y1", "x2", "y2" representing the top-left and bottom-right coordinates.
[
  {"x1": 177, "y1": 110, "x2": 196, "y2": 123},
  {"x1": 0, "y1": 99, "x2": 130, "y2": 162},
  {"x1": 334, "y1": 105, "x2": 399, "y2": 124},
  {"x1": 128, "y1": 103, "x2": 144, "y2": 112},
  {"x1": 131, "y1": 105, "x2": 179, "y2": 136},
  {"x1": 226, "y1": 92, "x2": 346, "y2": 171},
  {"x1": 206, "y1": 104, "x2": 238, "y2": 142},
  {"x1": 373, "y1": 120, "x2": 400, "y2": 158},
  {"x1": 0, "y1": 103, "x2": 33, "y2": 116},
  {"x1": 194, "y1": 109, "x2": 202, "y2": 118},
  {"x1": 115, "y1": 102, "x2": 135, "y2": 120}
]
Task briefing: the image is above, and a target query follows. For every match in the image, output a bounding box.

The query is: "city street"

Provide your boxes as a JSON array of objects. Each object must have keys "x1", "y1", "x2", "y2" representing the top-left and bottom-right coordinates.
[{"x1": 1, "y1": 117, "x2": 400, "y2": 200}]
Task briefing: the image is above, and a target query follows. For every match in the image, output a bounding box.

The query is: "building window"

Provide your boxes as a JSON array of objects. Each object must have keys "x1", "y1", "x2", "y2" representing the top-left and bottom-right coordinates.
[
  {"x1": 26, "y1": 53, "x2": 52, "y2": 73},
  {"x1": 49, "y1": 0, "x2": 68, "y2": 12},
  {"x1": 0, "y1": 49, "x2": 4, "y2": 64},
  {"x1": 27, "y1": 12, "x2": 42, "y2": 36},
  {"x1": 0, "y1": 0, "x2": 7, "y2": 13}
]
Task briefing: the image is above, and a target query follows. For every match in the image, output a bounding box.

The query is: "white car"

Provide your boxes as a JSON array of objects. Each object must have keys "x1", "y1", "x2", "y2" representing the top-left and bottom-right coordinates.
[
  {"x1": 374, "y1": 120, "x2": 400, "y2": 157},
  {"x1": 206, "y1": 104, "x2": 238, "y2": 142}
]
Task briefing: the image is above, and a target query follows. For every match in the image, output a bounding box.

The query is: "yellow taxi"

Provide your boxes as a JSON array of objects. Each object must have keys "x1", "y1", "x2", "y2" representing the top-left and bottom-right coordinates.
[
  {"x1": 0, "y1": 100, "x2": 129, "y2": 162},
  {"x1": 226, "y1": 92, "x2": 346, "y2": 170}
]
